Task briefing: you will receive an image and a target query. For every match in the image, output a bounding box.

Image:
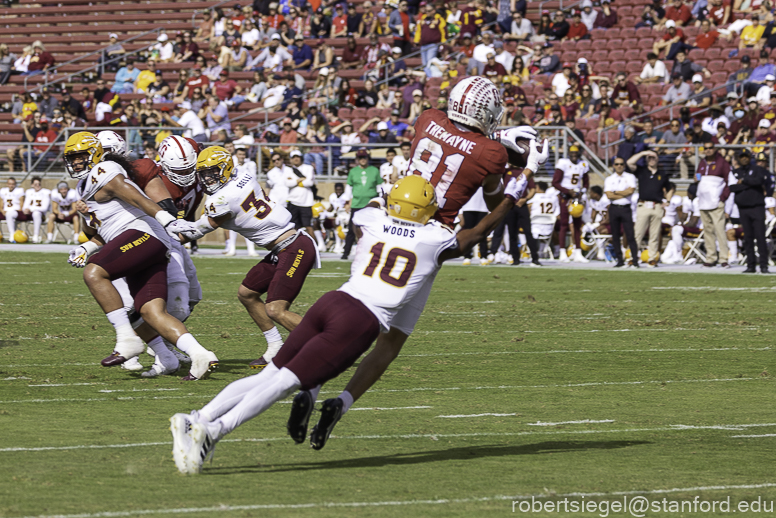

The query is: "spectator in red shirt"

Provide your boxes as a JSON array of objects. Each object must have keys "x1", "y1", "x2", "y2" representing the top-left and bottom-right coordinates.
[
  {"x1": 664, "y1": 0, "x2": 692, "y2": 26},
  {"x1": 331, "y1": 4, "x2": 349, "y2": 38},
  {"x1": 183, "y1": 65, "x2": 210, "y2": 99},
  {"x1": 341, "y1": 35, "x2": 364, "y2": 69},
  {"x1": 694, "y1": 19, "x2": 727, "y2": 50},
  {"x1": 703, "y1": 0, "x2": 731, "y2": 28},
  {"x1": 26, "y1": 42, "x2": 55, "y2": 76},
  {"x1": 652, "y1": 20, "x2": 687, "y2": 59},
  {"x1": 264, "y1": 2, "x2": 284, "y2": 31},
  {"x1": 458, "y1": 32, "x2": 475, "y2": 58},
  {"x1": 566, "y1": 10, "x2": 589, "y2": 40},
  {"x1": 458, "y1": 0, "x2": 484, "y2": 38},
  {"x1": 22, "y1": 116, "x2": 57, "y2": 165},
  {"x1": 213, "y1": 70, "x2": 237, "y2": 100}
]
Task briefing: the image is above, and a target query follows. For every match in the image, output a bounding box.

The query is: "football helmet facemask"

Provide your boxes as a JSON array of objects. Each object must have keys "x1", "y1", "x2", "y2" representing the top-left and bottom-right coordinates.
[
  {"x1": 387, "y1": 175, "x2": 438, "y2": 225},
  {"x1": 64, "y1": 132, "x2": 104, "y2": 179},
  {"x1": 160, "y1": 135, "x2": 198, "y2": 187},
  {"x1": 196, "y1": 146, "x2": 235, "y2": 194},
  {"x1": 448, "y1": 76, "x2": 504, "y2": 136}
]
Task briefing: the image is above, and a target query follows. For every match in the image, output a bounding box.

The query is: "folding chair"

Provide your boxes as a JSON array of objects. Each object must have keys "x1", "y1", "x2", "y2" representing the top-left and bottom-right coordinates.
[
  {"x1": 683, "y1": 229, "x2": 706, "y2": 264},
  {"x1": 583, "y1": 227, "x2": 613, "y2": 262},
  {"x1": 530, "y1": 213, "x2": 557, "y2": 260},
  {"x1": 53, "y1": 219, "x2": 76, "y2": 244}
]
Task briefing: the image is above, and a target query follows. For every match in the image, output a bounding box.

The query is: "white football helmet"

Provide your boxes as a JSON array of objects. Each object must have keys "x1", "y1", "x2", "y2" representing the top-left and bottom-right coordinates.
[
  {"x1": 447, "y1": 76, "x2": 504, "y2": 136},
  {"x1": 96, "y1": 130, "x2": 128, "y2": 157},
  {"x1": 159, "y1": 135, "x2": 197, "y2": 187}
]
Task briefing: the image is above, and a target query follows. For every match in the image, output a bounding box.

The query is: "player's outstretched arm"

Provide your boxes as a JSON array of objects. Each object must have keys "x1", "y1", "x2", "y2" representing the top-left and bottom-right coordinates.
[
  {"x1": 98, "y1": 175, "x2": 179, "y2": 234},
  {"x1": 176, "y1": 213, "x2": 230, "y2": 243}
]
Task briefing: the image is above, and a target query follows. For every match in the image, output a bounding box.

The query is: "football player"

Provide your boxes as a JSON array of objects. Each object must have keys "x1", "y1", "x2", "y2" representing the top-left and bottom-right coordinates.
[
  {"x1": 64, "y1": 132, "x2": 218, "y2": 380},
  {"x1": 662, "y1": 183, "x2": 703, "y2": 264},
  {"x1": 528, "y1": 181, "x2": 560, "y2": 257},
  {"x1": 173, "y1": 146, "x2": 321, "y2": 369},
  {"x1": 21, "y1": 176, "x2": 51, "y2": 243},
  {"x1": 0, "y1": 177, "x2": 28, "y2": 242},
  {"x1": 47, "y1": 181, "x2": 80, "y2": 243},
  {"x1": 282, "y1": 76, "x2": 541, "y2": 449},
  {"x1": 224, "y1": 146, "x2": 259, "y2": 257},
  {"x1": 168, "y1": 163, "x2": 544, "y2": 473},
  {"x1": 552, "y1": 145, "x2": 589, "y2": 263},
  {"x1": 327, "y1": 182, "x2": 351, "y2": 254}
]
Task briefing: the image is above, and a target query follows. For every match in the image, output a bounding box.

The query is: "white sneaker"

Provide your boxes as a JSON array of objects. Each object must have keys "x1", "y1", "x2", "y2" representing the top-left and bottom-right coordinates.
[
  {"x1": 223, "y1": 248, "x2": 236, "y2": 257},
  {"x1": 572, "y1": 249, "x2": 589, "y2": 263},
  {"x1": 186, "y1": 420, "x2": 222, "y2": 474},
  {"x1": 120, "y1": 356, "x2": 143, "y2": 372},
  {"x1": 480, "y1": 257, "x2": 490, "y2": 265},
  {"x1": 170, "y1": 413, "x2": 195, "y2": 474},
  {"x1": 45, "y1": 237, "x2": 54, "y2": 244},
  {"x1": 247, "y1": 250, "x2": 259, "y2": 257},
  {"x1": 462, "y1": 258, "x2": 471, "y2": 265},
  {"x1": 558, "y1": 251, "x2": 570, "y2": 262},
  {"x1": 185, "y1": 350, "x2": 219, "y2": 380}
]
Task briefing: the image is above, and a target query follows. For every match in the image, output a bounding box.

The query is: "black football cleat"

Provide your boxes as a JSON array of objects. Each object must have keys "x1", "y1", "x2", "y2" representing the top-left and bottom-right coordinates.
[
  {"x1": 310, "y1": 398, "x2": 343, "y2": 450},
  {"x1": 287, "y1": 390, "x2": 314, "y2": 444},
  {"x1": 101, "y1": 352, "x2": 129, "y2": 367},
  {"x1": 249, "y1": 356, "x2": 268, "y2": 369}
]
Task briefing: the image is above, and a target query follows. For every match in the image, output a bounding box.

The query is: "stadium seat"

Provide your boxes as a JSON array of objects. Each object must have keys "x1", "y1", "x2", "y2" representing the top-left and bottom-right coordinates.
[
  {"x1": 704, "y1": 48, "x2": 722, "y2": 60},
  {"x1": 624, "y1": 49, "x2": 641, "y2": 61},
  {"x1": 723, "y1": 61, "x2": 739, "y2": 73},
  {"x1": 620, "y1": 28, "x2": 636, "y2": 39},
  {"x1": 635, "y1": 27, "x2": 654, "y2": 39},
  {"x1": 609, "y1": 50, "x2": 625, "y2": 61}
]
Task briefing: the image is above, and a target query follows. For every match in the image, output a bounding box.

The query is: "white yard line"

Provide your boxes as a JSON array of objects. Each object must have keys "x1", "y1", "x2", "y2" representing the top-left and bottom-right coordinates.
[
  {"x1": 97, "y1": 388, "x2": 181, "y2": 393},
  {"x1": 527, "y1": 419, "x2": 615, "y2": 426},
  {"x1": 732, "y1": 434, "x2": 776, "y2": 438},
  {"x1": 15, "y1": 482, "x2": 776, "y2": 518},
  {"x1": 437, "y1": 413, "x2": 517, "y2": 418},
  {"x1": 28, "y1": 383, "x2": 105, "y2": 387},
  {"x1": 349, "y1": 406, "x2": 432, "y2": 411}
]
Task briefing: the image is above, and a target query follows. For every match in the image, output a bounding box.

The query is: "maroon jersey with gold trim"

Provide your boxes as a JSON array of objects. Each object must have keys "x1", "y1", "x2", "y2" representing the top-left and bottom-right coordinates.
[
  {"x1": 129, "y1": 158, "x2": 204, "y2": 220},
  {"x1": 408, "y1": 109, "x2": 508, "y2": 226}
]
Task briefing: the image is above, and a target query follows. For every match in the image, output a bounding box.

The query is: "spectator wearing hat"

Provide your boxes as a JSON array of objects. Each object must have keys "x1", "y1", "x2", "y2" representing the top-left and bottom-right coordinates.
[
  {"x1": 492, "y1": 40, "x2": 514, "y2": 72},
  {"x1": 483, "y1": 51, "x2": 507, "y2": 83},
  {"x1": 579, "y1": 0, "x2": 597, "y2": 30},
  {"x1": 291, "y1": 35, "x2": 313, "y2": 70},
  {"x1": 696, "y1": 141, "x2": 732, "y2": 267},
  {"x1": 594, "y1": 0, "x2": 617, "y2": 28},
  {"x1": 507, "y1": 11, "x2": 534, "y2": 41},
  {"x1": 152, "y1": 33, "x2": 175, "y2": 63},
  {"x1": 367, "y1": 120, "x2": 398, "y2": 144},
  {"x1": 731, "y1": 149, "x2": 772, "y2": 273},
  {"x1": 612, "y1": 72, "x2": 641, "y2": 109},
  {"x1": 627, "y1": 149, "x2": 674, "y2": 267},
  {"x1": 111, "y1": 59, "x2": 139, "y2": 93},
  {"x1": 180, "y1": 64, "x2": 209, "y2": 100},
  {"x1": 246, "y1": 33, "x2": 293, "y2": 71},
  {"x1": 310, "y1": 8, "x2": 331, "y2": 39},
  {"x1": 728, "y1": 55, "x2": 754, "y2": 93},
  {"x1": 537, "y1": 43, "x2": 560, "y2": 74},
  {"x1": 663, "y1": 73, "x2": 692, "y2": 103},
  {"x1": 739, "y1": 14, "x2": 765, "y2": 51},
  {"x1": 210, "y1": 70, "x2": 236, "y2": 101},
  {"x1": 342, "y1": 148, "x2": 382, "y2": 259},
  {"x1": 203, "y1": 53, "x2": 223, "y2": 81},
  {"x1": 36, "y1": 88, "x2": 58, "y2": 119},
  {"x1": 345, "y1": 3, "x2": 363, "y2": 35},
  {"x1": 457, "y1": 33, "x2": 476, "y2": 64},
  {"x1": 225, "y1": 39, "x2": 248, "y2": 70},
  {"x1": 414, "y1": 1, "x2": 446, "y2": 70},
  {"x1": 753, "y1": 118, "x2": 775, "y2": 148},
  {"x1": 389, "y1": 0, "x2": 414, "y2": 55},
  {"x1": 280, "y1": 74, "x2": 303, "y2": 109},
  {"x1": 264, "y1": 2, "x2": 285, "y2": 30},
  {"x1": 745, "y1": 49, "x2": 776, "y2": 89},
  {"x1": 658, "y1": 118, "x2": 688, "y2": 175},
  {"x1": 278, "y1": 117, "x2": 298, "y2": 153},
  {"x1": 331, "y1": 4, "x2": 349, "y2": 38},
  {"x1": 596, "y1": 99, "x2": 622, "y2": 131},
  {"x1": 566, "y1": 10, "x2": 588, "y2": 41},
  {"x1": 653, "y1": 20, "x2": 686, "y2": 59},
  {"x1": 283, "y1": 149, "x2": 316, "y2": 237},
  {"x1": 100, "y1": 33, "x2": 126, "y2": 72},
  {"x1": 686, "y1": 74, "x2": 713, "y2": 109},
  {"x1": 756, "y1": 74, "x2": 776, "y2": 106},
  {"x1": 408, "y1": 88, "x2": 431, "y2": 122},
  {"x1": 163, "y1": 102, "x2": 208, "y2": 142},
  {"x1": 384, "y1": 109, "x2": 409, "y2": 140},
  {"x1": 60, "y1": 89, "x2": 86, "y2": 121}
]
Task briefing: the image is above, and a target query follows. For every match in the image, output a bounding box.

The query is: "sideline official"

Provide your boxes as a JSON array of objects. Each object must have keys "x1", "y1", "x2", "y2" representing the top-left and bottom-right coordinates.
[
  {"x1": 731, "y1": 150, "x2": 771, "y2": 273},
  {"x1": 604, "y1": 158, "x2": 639, "y2": 268},
  {"x1": 627, "y1": 149, "x2": 674, "y2": 267}
]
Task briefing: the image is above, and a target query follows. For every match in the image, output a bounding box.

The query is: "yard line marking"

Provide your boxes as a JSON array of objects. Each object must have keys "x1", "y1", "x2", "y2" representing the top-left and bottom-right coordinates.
[
  {"x1": 4, "y1": 423, "x2": 776, "y2": 454},
  {"x1": 732, "y1": 434, "x2": 776, "y2": 438},
  {"x1": 28, "y1": 383, "x2": 105, "y2": 387},
  {"x1": 97, "y1": 388, "x2": 181, "y2": 393},
  {"x1": 653, "y1": 286, "x2": 776, "y2": 291},
  {"x1": 3, "y1": 376, "x2": 31, "y2": 380},
  {"x1": 15, "y1": 482, "x2": 776, "y2": 517},
  {"x1": 349, "y1": 406, "x2": 432, "y2": 411},
  {"x1": 527, "y1": 419, "x2": 615, "y2": 426},
  {"x1": 0, "y1": 261, "x2": 51, "y2": 265},
  {"x1": 437, "y1": 413, "x2": 517, "y2": 418}
]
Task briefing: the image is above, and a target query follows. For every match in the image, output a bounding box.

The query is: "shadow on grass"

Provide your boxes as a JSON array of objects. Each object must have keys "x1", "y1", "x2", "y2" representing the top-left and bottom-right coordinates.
[{"x1": 205, "y1": 440, "x2": 651, "y2": 474}]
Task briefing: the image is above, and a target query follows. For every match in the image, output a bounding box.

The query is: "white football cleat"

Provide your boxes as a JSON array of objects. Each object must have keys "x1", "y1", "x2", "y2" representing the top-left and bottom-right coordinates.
[
  {"x1": 487, "y1": 253, "x2": 495, "y2": 263},
  {"x1": 558, "y1": 251, "x2": 570, "y2": 262},
  {"x1": 115, "y1": 335, "x2": 145, "y2": 360},
  {"x1": 184, "y1": 350, "x2": 219, "y2": 380},
  {"x1": 462, "y1": 258, "x2": 471, "y2": 265},
  {"x1": 186, "y1": 420, "x2": 223, "y2": 474},
  {"x1": 571, "y1": 248, "x2": 589, "y2": 263},
  {"x1": 120, "y1": 356, "x2": 144, "y2": 372},
  {"x1": 480, "y1": 257, "x2": 490, "y2": 265},
  {"x1": 170, "y1": 413, "x2": 195, "y2": 474},
  {"x1": 223, "y1": 248, "x2": 236, "y2": 256}
]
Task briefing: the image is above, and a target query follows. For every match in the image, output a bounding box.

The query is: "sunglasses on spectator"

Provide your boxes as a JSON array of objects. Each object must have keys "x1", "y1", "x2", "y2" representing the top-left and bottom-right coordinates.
[
  {"x1": 614, "y1": 162, "x2": 625, "y2": 166},
  {"x1": 671, "y1": 123, "x2": 679, "y2": 127}
]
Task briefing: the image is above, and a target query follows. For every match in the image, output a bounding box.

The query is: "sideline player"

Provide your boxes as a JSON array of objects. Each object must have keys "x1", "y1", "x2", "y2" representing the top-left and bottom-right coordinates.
[
  {"x1": 0, "y1": 177, "x2": 28, "y2": 241},
  {"x1": 174, "y1": 146, "x2": 320, "y2": 368},
  {"x1": 47, "y1": 181, "x2": 80, "y2": 243},
  {"x1": 552, "y1": 145, "x2": 589, "y2": 263},
  {"x1": 22, "y1": 177, "x2": 51, "y2": 243},
  {"x1": 64, "y1": 132, "x2": 218, "y2": 380},
  {"x1": 168, "y1": 159, "x2": 544, "y2": 473}
]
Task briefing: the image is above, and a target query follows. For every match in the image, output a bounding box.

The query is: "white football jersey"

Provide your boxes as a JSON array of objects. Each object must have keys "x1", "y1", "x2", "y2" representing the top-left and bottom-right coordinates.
[
  {"x1": 529, "y1": 191, "x2": 560, "y2": 219},
  {"x1": 1, "y1": 187, "x2": 24, "y2": 211},
  {"x1": 555, "y1": 158, "x2": 590, "y2": 193},
  {"x1": 234, "y1": 160, "x2": 258, "y2": 181},
  {"x1": 203, "y1": 174, "x2": 294, "y2": 247},
  {"x1": 681, "y1": 196, "x2": 703, "y2": 228},
  {"x1": 588, "y1": 194, "x2": 610, "y2": 222},
  {"x1": 52, "y1": 188, "x2": 79, "y2": 216},
  {"x1": 329, "y1": 191, "x2": 351, "y2": 213},
  {"x1": 266, "y1": 166, "x2": 291, "y2": 206},
  {"x1": 392, "y1": 155, "x2": 410, "y2": 178},
  {"x1": 338, "y1": 207, "x2": 458, "y2": 332},
  {"x1": 379, "y1": 162, "x2": 395, "y2": 196},
  {"x1": 77, "y1": 161, "x2": 170, "y2": 246},
  {"x1": 662, "y1": 194, "x2": 683, "y2": 226},
  {"x1": 460, "y1": 187, "x2": 488, "y2": 213},
  {"x1": 23, "y1": 188, "x2": 51, "y2": 212}
]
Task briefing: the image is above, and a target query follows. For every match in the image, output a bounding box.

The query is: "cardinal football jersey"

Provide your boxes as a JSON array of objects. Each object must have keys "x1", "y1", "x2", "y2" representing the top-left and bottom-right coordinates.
[
  {"x1": 408, "y1": 109, "x2": 508, "y2": 226},
  {"x1": 1, "y1": 187, "x2": 25, "y2": 211},
  {"x1": 554, "y1": 158, "x2": 590, "y2": 193},
  {"x1": 52, "y1": 188, "x2": 79, "y2": 216},
  {"x1": 77, "y1": 160, "x2": 170, "y2": 247},
  {"x1": 202, "y1": 173, "x2": 294, "y2": 247},
  {"x1": 338, "y1": 207, "x2": 459, "y2": 331},
  {"x1": 23, "y1": 188, "x2": 51, "y2": 212}
]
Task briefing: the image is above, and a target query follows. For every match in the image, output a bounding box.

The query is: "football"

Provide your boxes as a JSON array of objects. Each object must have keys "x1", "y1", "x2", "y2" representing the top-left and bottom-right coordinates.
[{"x1": 504, "y1": 138, "x2": 538, "y2": 168}]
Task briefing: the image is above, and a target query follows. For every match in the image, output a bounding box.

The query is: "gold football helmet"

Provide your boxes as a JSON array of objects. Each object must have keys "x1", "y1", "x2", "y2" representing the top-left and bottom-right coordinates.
[
  {"x1": 568, "y1": 200, "x2": 585, "y2": 218},
  {"x1": 387, "y1": 175, "x2": 438, "y2": 225},
  {"x1": 312, "y1": 202, "x2": 325, "y2": 218},
  {"x1": 196, "y1": 146, "x2": 235, "y2": 194},
  {"x1": 64, "y1": 132, "x2": 103, "y2": 179}
]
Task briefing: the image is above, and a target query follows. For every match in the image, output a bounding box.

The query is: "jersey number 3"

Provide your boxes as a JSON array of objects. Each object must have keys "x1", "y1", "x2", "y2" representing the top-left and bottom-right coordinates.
[
  {"x1": 240, "y1": 191, "x2": 272, "y2": 220},
  {"x1": 408, "y1": 137, "x2": 465, "y2": 209},
  {"x1": 363, "y1": 242, "x2": 417, "y2": 287}
]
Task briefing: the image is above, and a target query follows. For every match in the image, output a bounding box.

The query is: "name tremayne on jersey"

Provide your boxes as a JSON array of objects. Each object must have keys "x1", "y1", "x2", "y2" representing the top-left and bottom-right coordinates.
[
  {"x1": 383, "y1": 224, "x2": 416, "y2": 238},
  {"x1": 425, "y1": 120, "x2": 476, "y2": 155}
]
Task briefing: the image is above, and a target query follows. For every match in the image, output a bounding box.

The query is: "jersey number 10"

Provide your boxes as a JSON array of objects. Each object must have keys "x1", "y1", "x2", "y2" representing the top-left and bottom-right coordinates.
[{"x1": 363, "y1": 242, "x2": 417, "y2": 287}]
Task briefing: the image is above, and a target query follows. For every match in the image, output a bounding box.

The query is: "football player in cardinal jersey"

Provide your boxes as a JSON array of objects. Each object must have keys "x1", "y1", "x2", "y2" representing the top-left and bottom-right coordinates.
[
  {"x1": 64, "y1": 132, "x2": 218, "y2": 381},
  {"x1": 552, "y1": 145, "x2": 590, "y2": 263},
  {"x1": 173, "y1": 146, "x2": 321, "y2": 369},
  {"x1": 168, "y1": 166, "x2": 545, "y2": 472},
  {"x1": 21, "y1": 176, "x2": 51, "y2": 243},
  {"x1": 0, "y1": 177, "x2": 29, "y2": 242},
  {"x1": 47, "y1": 181, "x2": 80, "y2": 243}
]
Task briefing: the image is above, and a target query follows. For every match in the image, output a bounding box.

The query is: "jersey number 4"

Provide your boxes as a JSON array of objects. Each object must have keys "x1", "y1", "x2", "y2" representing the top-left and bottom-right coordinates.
[
  {"x1": 240, "y1": 190, "x2": 272, "y2": 220},
  {"x1": 408, "y1": 137, "x2": 465, "y2": 209},
  {"x1": 363, "y1": 242, "x2": 417, "y2": 288}
]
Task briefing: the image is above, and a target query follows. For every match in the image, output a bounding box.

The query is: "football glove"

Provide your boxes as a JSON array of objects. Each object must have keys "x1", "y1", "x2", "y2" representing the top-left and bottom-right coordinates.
[
  {"x1": 504, "y1": 173, "x2": 528, "y2": 202},
  {"x1": 492, "y1": 126, "x2": 538, "y2": 156},
  {"x1": 155, "y1": 210, "x2": 180, "y2": 238},
  {"x1": 525, "y1": 139, "x2": 550, "y2": 173},
  {"x1": 176, "y1": 215, "x2": 215, "y2": 241},
  {"x1": 68, "y1": 241, "x2": 100, "y2": 268}
]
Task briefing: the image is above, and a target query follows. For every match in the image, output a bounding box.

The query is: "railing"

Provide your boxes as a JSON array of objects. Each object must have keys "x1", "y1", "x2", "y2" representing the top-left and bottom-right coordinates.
[
  {"x1": 23, "y1": 28, "x2": 165, "y2": 93},
  {"x1": 649, "y1": 143, "x2": 776, "y2": 176}
]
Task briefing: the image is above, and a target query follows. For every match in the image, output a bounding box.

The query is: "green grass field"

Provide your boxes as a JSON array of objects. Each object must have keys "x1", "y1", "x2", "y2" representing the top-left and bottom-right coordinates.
[{"x1": 2, "y1": 251, "x2": 776, "y2": 518}]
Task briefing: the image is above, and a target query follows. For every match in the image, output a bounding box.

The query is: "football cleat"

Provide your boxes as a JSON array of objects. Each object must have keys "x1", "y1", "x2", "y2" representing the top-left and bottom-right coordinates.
[
  {"x1": 462, "y1": 258, "x2": 471, "y2": 265},
  {"x1": 479, "y1": 257, "x2": 489, "y2": 265},
  {"x1": 558, "y1": 250, "x2": 570, "y2": 262},
  {"x1": 120, "y1": 356, "x2": 143, "y2": 372},
  {"x1": 142, "y1": 356, "x2": 179, "y2": 378},
  {"x1": 183, "y1": 350, "x2": 219, "y2": 380},
  {"x1": 310, "y1": 398, "x2": 343, "y2": 451},
  {"x1": 186, "y1": 420, "x2": 222, "y2": 474},
  {"x1": 249, "y1": 356, "x2": 269, "y2": 369},
  {"x1": 487, "y1": 253, "x2": 495, "y2": 263},
  {"x1": 571, "y1": 249, "x2": 589, "y2": 263},
  {"x1": 530, "y1": 261, "x2": 543, "y2": 267},
  {"x1": 101, "y1": 352, "x2": 130, "y2": 367},
  {"x1": 287, "y1": 390, "x2": 315, "y2": 444},
  {"x1": 170, "y1": 413, "x2": 195, "y2": 474}
]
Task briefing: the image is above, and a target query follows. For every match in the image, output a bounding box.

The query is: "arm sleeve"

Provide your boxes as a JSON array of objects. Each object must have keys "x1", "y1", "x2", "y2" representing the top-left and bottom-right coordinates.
[
  {"x1": 302, "y1": 167, "x2": 315, "y2": 187},
  {"x1": 582, "y1": 172, "x2": 590, "y2": 190},
  {"x1": 551, "y1": 168, "x2": 569, "y2": 195}
]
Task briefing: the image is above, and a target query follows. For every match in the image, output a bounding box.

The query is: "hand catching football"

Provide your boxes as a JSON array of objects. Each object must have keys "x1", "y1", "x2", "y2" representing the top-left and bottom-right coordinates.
[{"x1": 492, "y1": 126, "x2": 538, "y2": 168}]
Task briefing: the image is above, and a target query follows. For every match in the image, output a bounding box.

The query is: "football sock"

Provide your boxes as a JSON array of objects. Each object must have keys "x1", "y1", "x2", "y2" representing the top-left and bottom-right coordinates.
[
  {"x1": 263, "y1": 326, "x2": 282, "y2": 344},
  {"x1": 245, "y1": 238, "x2": 255, "y2": 255},
  {"x1": 218, "y1": 367, "x2": 300, "y2": 435},
  {"x1": 314, "y1": 229, "x2": 325, "y2": 249},
  {"x1": 32, "y1": 211, "x2": 43, "y2": 238},
  {"x1": 339, "y1": 390, "x2": 355, "y2": 415},
  {"x1": 147, "y1": 335, "x2": 178, "y2": 370},
  {"x1": 226, "y1": 230, "x2": 237, "y2": 250},
  {"x1": 309, "y1": 384, "x2": 321, "y2": 403},
  {"x1": 200, "y1": 363, "x2": 280, "y2": 422},
  {"x1": 728, "y1": 240, "x2": 738, "y2": 262},
  {"x1": 175, "y1": 333, "x2": 209, "y2": 357},
  {"x1": 106, "y1": 308, "x2": 132, "y2": 340},
  {"x1": 47, "y1": 232, "x2": 53, "y2": 241}
]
